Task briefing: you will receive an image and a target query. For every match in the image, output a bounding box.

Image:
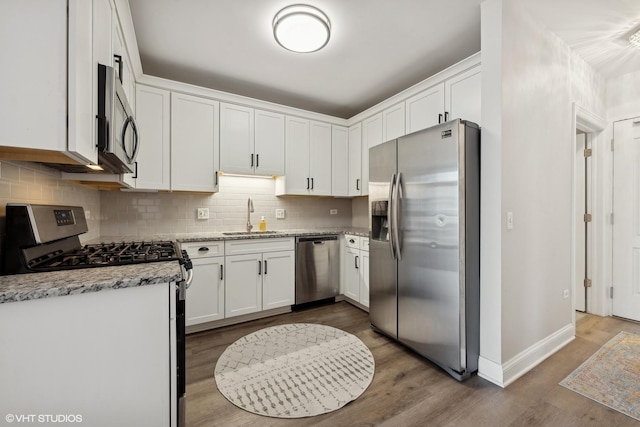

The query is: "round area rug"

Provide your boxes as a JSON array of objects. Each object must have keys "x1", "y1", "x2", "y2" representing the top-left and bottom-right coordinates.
[{"x1": 214, "y1": 323, "x2": 375, "y2": 418}]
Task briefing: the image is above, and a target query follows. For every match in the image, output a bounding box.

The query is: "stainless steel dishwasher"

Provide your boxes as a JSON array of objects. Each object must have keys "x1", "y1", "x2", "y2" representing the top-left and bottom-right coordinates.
[{"x1": 295, "y1": 235, "x2": 339, "y2": 305}]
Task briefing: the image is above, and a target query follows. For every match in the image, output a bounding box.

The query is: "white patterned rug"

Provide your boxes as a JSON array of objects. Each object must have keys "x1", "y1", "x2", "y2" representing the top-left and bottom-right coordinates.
[{"x1": 214, "y1": 323, "x2": 375, "y2": 418}]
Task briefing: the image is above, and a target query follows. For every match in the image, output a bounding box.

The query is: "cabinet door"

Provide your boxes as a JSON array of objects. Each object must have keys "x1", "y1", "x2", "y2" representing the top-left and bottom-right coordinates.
[
  {"x1": 343, "y1": 247, "x2": 360, "y2": 301},
  {"x1": 405, "y1": 83, "x2": 445, "y2": 134},
  {"x1": 225, "y1": 253, "x2": 262, "y2": 317},
  {"x1": 262, "y1": 251, "x2": 295, "y2": 310},
  {"x1": 220, "y1": 103, "x2": 254, "y2": 174},
  {"x1": 362, "y1": 113, "x2": 382, "y2": 196},
  {"x1": 284, "y1": 116, "x2": 311, "y2": 194},
  {"x1": 445, "y1": 65, "x2": 481, "y2": 126},
  {"x1": 133, "y1": 85, "x2": 171, "y2": 190},
  {"x1": 383, "y1": 102, "x2": 406, "y2": 142},
  {"x1": 187, "y1": 257, "x2": 224, "y2": 325},
  {"x1": 309, "y1": 121, "x2": 332, "y2": 195},
  {"x1": 171, "y1": 93, "x2": 218, "y2": 192},
  {"x1": 348, "y1": 123, "x2": 363, "y2": 196},
  {"x1": 254, "y1": 109, "x2": 285, "y2": 176},
  {"x1": 331, "y1": 125, "x2": 349, "y2": 197},
  {"x1": 359, "y1": 251, "x2": 370, "y2": 308}
]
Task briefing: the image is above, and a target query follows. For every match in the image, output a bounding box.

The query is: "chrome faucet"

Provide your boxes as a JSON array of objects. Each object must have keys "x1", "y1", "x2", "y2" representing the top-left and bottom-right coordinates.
[{"x1": 246, "y1": 197, "x2": 254, "y2": 232}]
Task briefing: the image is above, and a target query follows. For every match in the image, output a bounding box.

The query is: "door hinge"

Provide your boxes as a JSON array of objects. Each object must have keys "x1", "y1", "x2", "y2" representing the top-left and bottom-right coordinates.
[
  {"x1": 584, "y1": 213, "x2": 592, "y2": 223},
  {"x1": 583, "y1": 148, "x2": 592, "y2": 158},
  {"x1": 610, "y1": 286, "x2": 614, "y2": 298},
  {"x1": 584, "y1": 278, "x2": 592, "y2": 288}
]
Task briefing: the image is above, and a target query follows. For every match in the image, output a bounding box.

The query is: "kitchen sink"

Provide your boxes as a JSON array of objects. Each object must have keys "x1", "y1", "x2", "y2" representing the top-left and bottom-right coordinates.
[{"x1": 222, "y1": 231, "x2": 282, "y2": 236}]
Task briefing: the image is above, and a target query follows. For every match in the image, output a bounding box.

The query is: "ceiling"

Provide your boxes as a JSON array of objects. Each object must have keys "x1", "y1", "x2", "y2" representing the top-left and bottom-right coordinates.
[{"x1": 128, "y1": 0, "x2": 640, "y2": 119}]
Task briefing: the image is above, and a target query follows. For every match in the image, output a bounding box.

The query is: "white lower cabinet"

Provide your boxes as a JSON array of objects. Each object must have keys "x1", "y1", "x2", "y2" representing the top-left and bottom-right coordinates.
[
  {"x1": 341, "y1": 235, "x2": 370, "y2": 308},
  {"x1": 224, "y1": 238, "x2": 295, "y2": 318},
  {"x1": 181, "y1": 241, "x2": 225, "y2": 326}
]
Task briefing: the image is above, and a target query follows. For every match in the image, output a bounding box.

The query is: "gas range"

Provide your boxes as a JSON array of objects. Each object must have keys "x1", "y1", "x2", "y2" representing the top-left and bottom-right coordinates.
[{"x1": 3, "y1": 204, "x2": 187, "y2": 275}]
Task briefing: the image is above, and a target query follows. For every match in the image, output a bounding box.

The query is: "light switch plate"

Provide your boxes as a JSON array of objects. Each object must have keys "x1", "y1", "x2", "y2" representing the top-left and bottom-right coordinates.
[
  {"x1": 275, "y1": 209, "x2": 285, "y2": 219},
  {"x1": 506, "y1": 211, "x2": 514, "y2": 230},
  {"x1": 197, "y1": 208, "x2": 209, "y2": 219},
  {"x1": 330, "y1": 209, "x2": 338, "y2": 215}
]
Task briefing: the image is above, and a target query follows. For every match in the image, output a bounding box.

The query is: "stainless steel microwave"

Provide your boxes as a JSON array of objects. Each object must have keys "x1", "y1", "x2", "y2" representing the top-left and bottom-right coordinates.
[{"x1": 97, "y1": 62, "x2": 139, "y2": 174}]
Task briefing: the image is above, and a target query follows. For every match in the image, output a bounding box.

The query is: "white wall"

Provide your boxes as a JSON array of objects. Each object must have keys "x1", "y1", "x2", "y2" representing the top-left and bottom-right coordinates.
[
  {"x1": 480, "y1": 0, "x2": 606, "y2": 386},
  {"x1": 100, "y1": 175, "x2": 352, "y2": 238},
  {"x1": 607, "y1": 70, "x2": 640, "y2": 121}
]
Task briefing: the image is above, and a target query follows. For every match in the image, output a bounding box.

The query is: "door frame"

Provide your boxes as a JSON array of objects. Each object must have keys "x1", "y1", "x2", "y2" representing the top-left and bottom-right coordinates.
[{"x1": 570, "y1": 103, "x2": 606, "y2": 324}]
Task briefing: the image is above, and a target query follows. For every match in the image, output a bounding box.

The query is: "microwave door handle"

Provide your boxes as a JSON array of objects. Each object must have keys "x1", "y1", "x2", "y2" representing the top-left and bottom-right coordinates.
[
  {"x1": 130, "y1": 116, "x2": 140, "y2": 162},
  {"x1": 121, "y1": 116, "x2": 139, "y2": 164}
]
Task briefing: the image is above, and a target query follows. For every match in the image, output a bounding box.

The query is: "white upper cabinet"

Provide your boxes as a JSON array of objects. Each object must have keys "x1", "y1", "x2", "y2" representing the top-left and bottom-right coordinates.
[
  {"x1": 383, "y1": 102, "x2": 406, "y2": 142},
  {"x1": 331, "y1": 125, "x2": 349, "y2": 197},
  {"x1": 361, "y1": 113, "x2": 383, "y2": 196},
  {"x1": 445, "y1": 65, "x2": 482, "y2": 127},
  {"x1": 405, "y1": 84, "x2": 445, "y2": 134},
  {"x1": 348, "y1": 124, "x2": 363, "y2": 196},
  {"x1": 220, "y1": 104, "x2": 285, "y2": 176},
  {"x1": 254, "y1": 109, "x2": 285, "y2": 176},
  {"x1": 112, "y1": 18, "x2": 136, "y2": 110},
  {"x1": 171, "y1": 93, "x2": 219, "y2": 192},
  {"x1": 277, "y1": 117, "x2": 331, "y2": 196},
  {"x1": 1, "y1": 0, "x2": 111, "y2": 166},
  {"x1": 220, "y1": 103, "x2": 254, "y2": 174},
  {"x1": 131, "y1": 85, "x2": 171, "y2": 190}
]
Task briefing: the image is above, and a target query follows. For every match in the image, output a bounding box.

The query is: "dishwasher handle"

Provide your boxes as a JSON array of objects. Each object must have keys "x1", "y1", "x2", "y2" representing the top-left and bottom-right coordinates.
[{"x1": 296, "y1": 235, "x2": 338, "y2": 243}]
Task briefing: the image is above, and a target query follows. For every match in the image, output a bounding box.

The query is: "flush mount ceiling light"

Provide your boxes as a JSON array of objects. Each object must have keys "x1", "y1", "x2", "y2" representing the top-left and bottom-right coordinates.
[
  {"x1": 273, "y1": 4, "x2": 331, "y2": 53},
  {"x1": 630, "y1": 29, "x2": 640, "y2": 48}
]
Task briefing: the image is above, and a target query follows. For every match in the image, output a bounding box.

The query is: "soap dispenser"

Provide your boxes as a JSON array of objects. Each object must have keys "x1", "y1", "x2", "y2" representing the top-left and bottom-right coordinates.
[{"x1": 259, "y1": 216, "x2": 266, "y2": 231}]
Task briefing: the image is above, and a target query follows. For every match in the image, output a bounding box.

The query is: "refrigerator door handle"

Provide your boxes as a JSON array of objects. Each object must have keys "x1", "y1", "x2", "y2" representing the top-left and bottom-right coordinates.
[
  {"x1": 394, "y1": 172, "x2": 403, "y2": 260},
  {"x1": 388, "y1": 173, "x2": 397, "y2": 260}
]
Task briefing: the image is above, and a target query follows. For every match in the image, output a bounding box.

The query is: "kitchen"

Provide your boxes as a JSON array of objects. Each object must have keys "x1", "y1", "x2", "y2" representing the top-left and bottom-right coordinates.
[{"x1": 1, "y1": 0, "x2": 640, "y2": 426}]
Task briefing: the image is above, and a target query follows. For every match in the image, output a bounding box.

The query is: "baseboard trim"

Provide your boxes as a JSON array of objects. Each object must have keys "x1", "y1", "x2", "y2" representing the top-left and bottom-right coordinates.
[{"x1": 478, "y1": 323, "x2": 575, "y2": 388}]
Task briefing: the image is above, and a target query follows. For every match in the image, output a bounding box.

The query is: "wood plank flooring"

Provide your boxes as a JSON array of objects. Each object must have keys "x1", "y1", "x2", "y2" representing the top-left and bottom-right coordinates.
[{"x1": 185, "y1": 302, "x2": 640, "y2": 426}]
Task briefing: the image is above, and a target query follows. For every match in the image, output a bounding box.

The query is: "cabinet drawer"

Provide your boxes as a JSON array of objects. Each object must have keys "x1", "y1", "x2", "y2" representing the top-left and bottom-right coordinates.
[
  {"x1": 225, "y1": 237, "x2": 295, "y2": 255},
  {"x1": 344, "y1": 234, "x2": 360, "y2": 249},
  {"x1": 181, "y1": 241, "x2": 224, "y2": 259},
  {"x1": 360, "y1": 237, "x2": 369, "y2": 251}
]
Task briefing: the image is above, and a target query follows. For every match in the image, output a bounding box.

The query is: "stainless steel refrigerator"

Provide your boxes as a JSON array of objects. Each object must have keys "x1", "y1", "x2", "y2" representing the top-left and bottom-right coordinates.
[{"x1": 369, "y1": 119, "x2": 480, "y2": 381}]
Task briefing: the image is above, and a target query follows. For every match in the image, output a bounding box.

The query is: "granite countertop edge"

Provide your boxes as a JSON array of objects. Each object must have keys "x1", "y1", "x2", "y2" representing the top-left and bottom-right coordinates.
[{"x1": 0, "y1": 261, "x2": 183, "y2": 305}]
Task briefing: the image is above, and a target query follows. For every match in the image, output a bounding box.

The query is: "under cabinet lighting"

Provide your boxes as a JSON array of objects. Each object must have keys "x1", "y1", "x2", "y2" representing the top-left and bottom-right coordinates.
[
  {"x1": 219, "y1": 171, "x2": 277, "y2": 179},
  {"x1": 273, "y1": 4, "x2": 331, "y2": 53},
  {"x1": 86, "y1": 164, "x2": 104, "y2": 171}
]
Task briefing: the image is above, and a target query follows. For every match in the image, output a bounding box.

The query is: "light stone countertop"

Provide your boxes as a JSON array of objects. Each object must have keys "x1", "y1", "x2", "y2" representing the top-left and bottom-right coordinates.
[
  {"x1": 0, "y1": 228, "x2": 369, "y2": 305},
  {"x1": 0, "y1": 261, "x2": 183, "y2": 305}
]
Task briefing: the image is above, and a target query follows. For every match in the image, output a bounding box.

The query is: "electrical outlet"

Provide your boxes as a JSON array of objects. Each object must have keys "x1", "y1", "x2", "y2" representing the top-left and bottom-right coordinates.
[
  {"x1": 275, "y1": 209, "x2": 285, "y2": 219},
  {"x1": 563, "y1": 289, "x2": 569, "y2": 299},
  {"x1": 197, "y1": 208, "x2": 209, "y2": 219},
  {"x1": 330, "y1": 209, "x2": 338, "y2": 215}
]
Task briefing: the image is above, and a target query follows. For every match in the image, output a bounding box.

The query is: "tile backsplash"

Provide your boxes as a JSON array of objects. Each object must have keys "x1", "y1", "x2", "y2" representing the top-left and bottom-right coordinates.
[
  {"x1": 0, "y1": 161, "x2": 101, "y2": 244},
  {"x1": 100, "y1": 175, "x2": 354, "y2": 237}
]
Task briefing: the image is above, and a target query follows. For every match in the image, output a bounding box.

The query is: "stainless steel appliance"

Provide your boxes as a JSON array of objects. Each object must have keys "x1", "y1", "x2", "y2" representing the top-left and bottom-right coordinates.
[
  {"x1": 2, "y1": 203, "x2": 191, "y2": 425},
  {"x1": 295, "y1": 235, "x2": 339, "y2": 305},
  {"x1": 369, "y1": 119, "x2": 480, "y2": 381}
]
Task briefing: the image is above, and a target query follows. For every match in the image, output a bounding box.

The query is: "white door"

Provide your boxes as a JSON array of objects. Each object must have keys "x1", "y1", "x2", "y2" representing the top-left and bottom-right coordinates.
[
  {"x1": 220, "y1": 103, "x2": 254, "y2": 174},
  {"x1": 186, "y1": 256, "x2": 224, "y2": 325},
  {"x1": 171, "y1": 93, "x2": 218, "y2": 191},
  {"x1": 445, "y1": 65, "x2": 481, "y2": 125},
  {"x1": 331, "y1": 125, "x2": 349, "y2": 197},
  {"x1": 348, "y1": 123, "x2": 363, "y2": 196},
  {"x1": 262, "y1": 251, "x2": 295, "y2": 310},
  {"x1": 343, "y1": 247, "x2": 360, "y2": 301},
  {"x1": 285, "y1": 116, "x2": 311, "y2": 194},
  {"x1": 362, "y1": 113, "x2": 383, "y2": 196},
  {"x1": 254, "y1": 109, "x2": 285, "y2": 176},
  {"x1": 574, "y1": 132, "x2": 587, "y2": 311},
  {"x1": 309, "y1": 121, "x2": 332, "y2": 195},
  {"x1": 225, "y1": 253, "x2": 262, "y2": 317},
  {"x1": 383, "y1": 102, "x2": 406, "y2": 141},
  {"x1": 360, "y1": 250, "x2": 370, "y2": 308},
  {"x1": 405, "y1": 83, "x2": 445, "y2": 133},
  {"x1": 612, "y1": 117, "x2": 640, "y2": 321}
]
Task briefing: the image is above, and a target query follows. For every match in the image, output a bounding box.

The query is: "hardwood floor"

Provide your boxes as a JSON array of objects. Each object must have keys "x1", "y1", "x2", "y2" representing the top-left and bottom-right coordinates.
[{"x1": 185, "y1": 302, "x2": 640, "y2": 426}]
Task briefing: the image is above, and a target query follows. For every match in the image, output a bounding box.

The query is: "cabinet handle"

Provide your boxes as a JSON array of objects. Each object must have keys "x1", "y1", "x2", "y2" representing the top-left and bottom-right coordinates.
[
  {"x1": 311, "y1": 177, "x2": 314, "y2": 189},
  {"x1": 256, "y1": 154, "x2": 259, "y2": 168},
  {"x1": 198, "y1": 247, "x2": 209, "y2": 252},
  {"x1": 438, "y1": 113, "x2": 443, "y2": 124},
  {"x1": 264, "y1": 260, "x2": 268, "y2": 275},
  {"x1": 251, "y1": 153, "x2": 254, "y2": 167},
  {"x1": 132, "y1": 161, "x2": 138, "y2": 179},
  {"x1": 113, "y1": 54, "x2": 123, "y2": 84},
  {"x1": 356, "y1": 178, "x2": 360, "y2": 191},
  {"x1": 307, "y1": 177, "x2": 310, "y2": 189},
  {"x1": 220, "y1": 264, "x2": 224, "y2": 281},
  {"x1": 258, "y1": 260, "x2": 262, "y2": 275},
  {"x1": 355, "y1": 255, "x2": 359, "y2": 269},
  {"x1": 349, "y1": 239, "x2": 355, "y2": 244},
  {"x1": 444, "y1": 111, "x2": 449, "y2": 122},
  {"x1": 215, "y1": 170, "x2": 218, "y2": 186}
]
